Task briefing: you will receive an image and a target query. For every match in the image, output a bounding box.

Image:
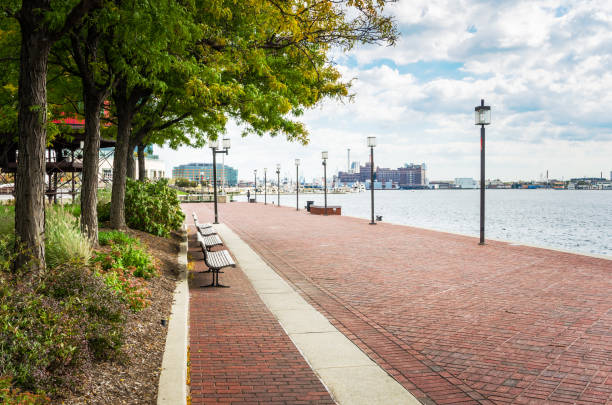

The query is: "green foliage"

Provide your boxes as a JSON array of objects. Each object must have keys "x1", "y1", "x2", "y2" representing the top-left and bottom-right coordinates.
[
  {"x1": 92, "y1": 247, "x2": 153, "y2": 311},
  {"x1": 92, "y1": 231, "x2": 157, "y2": 310},
  {"x1": 124, "y1": 178, "x2": 184, "y2": 237},
  {"x1": 98, "y1": 230, "x2": 138, "y2": 247},
  {"x1": 0, "y1": 377, "x2": 50, "y2": 405},
  {"x1": 119, "y1": 245, "x2": 158, "y2": 279},
  {"x1": 97, "y1": 188, "x2": 112, "y2": 223},
  {"x1": 0, "y1": 260, "x2": 126, "y2": 393},
  {"x1": 45, "y1": 206, "x2": 92, "y2": 268},
  {"x1": 175, "y1": 178, "x2": 197, "y2": 188},
  {"x1": 97, "y1": 201, "x2": 111, "y2": 223},
  {"x1": 0, "y1": 205, "x2": 14, "y2": 237}
]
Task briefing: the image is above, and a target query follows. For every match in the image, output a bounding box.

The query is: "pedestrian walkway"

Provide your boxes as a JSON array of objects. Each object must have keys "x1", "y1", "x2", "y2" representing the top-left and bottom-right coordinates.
[
  {"x1": 188, "y1": 229, "x2": 334, "y2": 404},
  {"x1": 186, "y1": 202, "x2": 612, "y2": 404}
]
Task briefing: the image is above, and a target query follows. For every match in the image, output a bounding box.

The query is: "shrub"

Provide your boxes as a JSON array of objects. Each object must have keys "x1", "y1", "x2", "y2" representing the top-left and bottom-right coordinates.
[
  {"x1": 97, "y1": 188, "x2": 112, "y2": 223},
  {"x1": 97, "y1": 201, "x2": 111, "y2": 222},
  {"x1": 45, "y1": 206, "x2": 92, "y2": 268},
  {"x1": 0, "y1": 377, "x2": 50, "y2": 405},
  {"x1": 0, "y1": 205, "x2": 14, "y2": 237},
  {"x1": 0, "y1": 261, "x2": 126, "y2": 393},
  {"x1": 124, "y1": 178, "x2": 184, "y2": 237}
]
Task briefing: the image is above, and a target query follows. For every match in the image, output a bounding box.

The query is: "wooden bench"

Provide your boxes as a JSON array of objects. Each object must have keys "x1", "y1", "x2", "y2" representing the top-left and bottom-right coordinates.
[
  {"x1": 196, "y1": 231, "x2": 223, "y2": 251},
  {"x1": 196, "y1": 224, "x2": 217, "y2": 236},
  {"x1": 198, "y1": 238, "x2": 235, "y2": 288}
]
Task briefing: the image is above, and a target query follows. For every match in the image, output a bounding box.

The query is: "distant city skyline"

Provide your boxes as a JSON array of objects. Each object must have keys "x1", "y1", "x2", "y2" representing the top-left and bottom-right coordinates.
[{"x1": 158, "y1": 1, "x2": 612, "y2": 182}]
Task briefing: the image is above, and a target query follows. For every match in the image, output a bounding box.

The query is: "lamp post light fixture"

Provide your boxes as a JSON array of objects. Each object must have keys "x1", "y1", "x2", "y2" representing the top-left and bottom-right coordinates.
[
  {"x1": 210, "y1": 137, "x2": 231, "y2": 224},
  {"x1": 253, "y1": 169, "x2": 257, "y2": 202},
  {"x1": 276, "y1": 164, "x2": 281, "y2": 207},
  {"x1": 321, "y1": 151, "x2": 328, "y2": 215},
  {"x1": 367, "y1": 136, "x2": 376, "y2": 225},
  {"x1": 264, "y1": 168, "x2": 267, "y2": 205},
  {"x1": 475, "y1": 99, "x2": 491, "y2": 245},
  {"x1": 295, "y1": 158, "x2": 300, "y2": 211}
]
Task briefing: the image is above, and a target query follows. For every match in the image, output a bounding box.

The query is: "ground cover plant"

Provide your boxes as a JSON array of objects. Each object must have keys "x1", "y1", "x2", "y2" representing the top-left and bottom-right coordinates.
[
  {"x1": 0, "y1": 207, "x2": 162, "y2": 399},
  {"x1": 0, "y1": 256, "x2": 126, "y2": 396},
  {"x1": 93, "y1": 230, "x2": 158, "y2": 311}
]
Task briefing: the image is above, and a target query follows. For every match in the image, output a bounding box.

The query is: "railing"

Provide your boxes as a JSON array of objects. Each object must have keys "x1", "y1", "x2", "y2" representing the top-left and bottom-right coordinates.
[{"x1": 177, "y1": 194, "x2": 215, "y2": 203}]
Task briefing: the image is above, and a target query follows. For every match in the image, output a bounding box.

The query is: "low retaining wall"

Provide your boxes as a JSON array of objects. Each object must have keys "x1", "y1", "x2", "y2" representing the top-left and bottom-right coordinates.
[{"x1": 310, "y1": 205, "x2": 341, "y2": 215}]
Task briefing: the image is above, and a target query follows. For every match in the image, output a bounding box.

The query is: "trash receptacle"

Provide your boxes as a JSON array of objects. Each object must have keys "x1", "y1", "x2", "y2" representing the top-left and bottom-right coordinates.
[
  {"x1": 306, "y1": 200, "x2": 315, "y2": 212},
  {"x1": 249, "y1": 198, "x2": 256, "y2": 203}
]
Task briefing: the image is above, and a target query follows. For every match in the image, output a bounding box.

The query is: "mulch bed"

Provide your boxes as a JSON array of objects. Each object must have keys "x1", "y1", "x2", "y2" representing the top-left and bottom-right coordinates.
[{"x1": 60, "y1": 228, "x2": 182, "y2": 405}]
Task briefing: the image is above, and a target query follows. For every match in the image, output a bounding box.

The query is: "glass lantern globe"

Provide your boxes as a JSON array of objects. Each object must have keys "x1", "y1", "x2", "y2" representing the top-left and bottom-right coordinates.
[
  {"x1": 475, "y1": 105, "x2": 491, "y2": 125},
  {"x1": 276, "y1": 164, "x2": 281, "y2": 171},
  {"x1": 367, "y1": 136, "x2": 377, "y2": 147},
  {"x1": 209, "y1": 139, "x2": 219, "y2": 148},
  {"x1": 295, "y1": 158, "x2": 301, "y2": 166},
  {"x1": 322, "y1": 151, "x2": 328, "y2": 160},
  {"x1": 222, "y1": 138, "x2": 231, "y2": 149}
]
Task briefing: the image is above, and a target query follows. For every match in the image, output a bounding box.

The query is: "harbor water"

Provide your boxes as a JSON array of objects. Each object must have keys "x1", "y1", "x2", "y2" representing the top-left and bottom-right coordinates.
[{"x1": 236, "y1": 189, "x2": 612, "y2": 257}]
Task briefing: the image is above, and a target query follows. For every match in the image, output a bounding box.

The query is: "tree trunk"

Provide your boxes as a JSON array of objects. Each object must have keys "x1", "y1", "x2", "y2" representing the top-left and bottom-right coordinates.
[
  {"x1": 110, "y1": 81, "x2": 135, "y2": 230},
  {"x1": 138, "y1": 143, "x2": 146, "y2": 181},
  {"x1": 81, "y1": 92, "x2": 103, "y2": 245},
  {"x1": 15, "y1": 6, "x2": 51, "y2": 270},
  {"x1": 126, "y1": 145, "x2": 136, "y2": 179}
]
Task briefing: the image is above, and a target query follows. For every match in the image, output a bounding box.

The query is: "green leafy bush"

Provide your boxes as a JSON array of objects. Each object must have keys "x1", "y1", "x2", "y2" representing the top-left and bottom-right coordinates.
[
  {"x1": 97, "y1": 201, "x2": 111, "y2": 222},
  {"x1": 0, "y1": 205, "x2": 14, "y2": 238},
  {"x1": 124, "y1": 178, "x2": 184, "y2": 237},
  {"x1": 0, "y1": 260, "x2": 126, "y2": 393},
  {"x1": 45, "y1": 206, "x2": 92, "y2": 268},
  {"x1": 97, "y1": 188, "x2": 112, "y2": 223}
]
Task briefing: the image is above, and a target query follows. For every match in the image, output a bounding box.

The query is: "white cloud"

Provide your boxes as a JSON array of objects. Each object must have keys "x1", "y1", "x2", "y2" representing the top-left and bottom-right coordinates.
[{"x1": 158, "y1": 0, "x2": 612, "y2": 182}]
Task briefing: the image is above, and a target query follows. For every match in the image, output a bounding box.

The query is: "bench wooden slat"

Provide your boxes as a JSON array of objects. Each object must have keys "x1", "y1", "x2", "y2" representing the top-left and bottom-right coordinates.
[{"x1": 198, "y1": 226, "x2": 217, "y2": 236}]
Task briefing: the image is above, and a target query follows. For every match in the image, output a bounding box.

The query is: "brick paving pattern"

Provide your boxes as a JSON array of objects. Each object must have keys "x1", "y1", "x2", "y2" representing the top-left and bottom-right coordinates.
[
  {"x1": 185, "y1": 203, "x2": 612, "y2": 405},
  {"x1": 187, "y1": 229, "x2": 334, "y2": 404}
]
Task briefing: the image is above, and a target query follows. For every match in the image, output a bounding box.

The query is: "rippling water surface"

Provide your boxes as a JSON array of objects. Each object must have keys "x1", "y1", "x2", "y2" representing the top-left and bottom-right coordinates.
[{"x1": 237, "y1": 189, "x2": 612, "y2": 257}]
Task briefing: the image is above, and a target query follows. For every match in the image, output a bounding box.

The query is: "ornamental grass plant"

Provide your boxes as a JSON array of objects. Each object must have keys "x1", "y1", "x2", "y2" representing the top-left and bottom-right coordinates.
[{"x1": 45, "y1": 205, "x2": 92, "y2": 268}]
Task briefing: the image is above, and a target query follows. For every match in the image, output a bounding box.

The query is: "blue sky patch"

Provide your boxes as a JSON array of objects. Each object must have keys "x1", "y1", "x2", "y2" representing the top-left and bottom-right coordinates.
[{"x1": 555, "y1": 6, "x2": 569, "y2": 17}]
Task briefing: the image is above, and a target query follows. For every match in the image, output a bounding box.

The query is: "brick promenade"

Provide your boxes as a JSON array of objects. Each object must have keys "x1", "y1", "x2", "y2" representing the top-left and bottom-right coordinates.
[
  {"x1": 185, "y1": 202, "x2": 612, "y2": 405},
  {"x1": 187, "y1": 227, "x2": 335, "y2": 404}
]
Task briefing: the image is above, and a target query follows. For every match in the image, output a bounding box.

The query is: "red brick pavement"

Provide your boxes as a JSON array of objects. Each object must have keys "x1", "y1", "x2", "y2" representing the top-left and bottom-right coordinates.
[
  {"x1": 185, "y1": 203, "x2": 612, "y2": 405},
  {"x1": 187, "y1": 228, "x2": 334, "y2": 404}
]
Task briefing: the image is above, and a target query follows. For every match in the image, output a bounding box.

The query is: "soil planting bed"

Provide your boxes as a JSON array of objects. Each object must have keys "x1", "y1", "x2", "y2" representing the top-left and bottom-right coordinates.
[{"x1": 60, "y1": 228, "x2": 182, "y2": 405}]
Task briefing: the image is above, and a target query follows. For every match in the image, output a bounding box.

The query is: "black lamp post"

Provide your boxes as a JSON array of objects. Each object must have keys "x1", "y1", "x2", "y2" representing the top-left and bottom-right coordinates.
[
  {"x1": 276, "y1": 164, "x2": 280, "y2": 207},
  {"x1": 295, "y1": 158, "x2": 300, "y2": 211},
  {"x1": 264, "y1": 167, "x2": 267, "y2": 205},
  {"x1": 367, "y1": 136, "x2": 376, "y2": 225},
  {"x1": 210, "y1": 137, "x2": 231, "y2": 224},
  {"x1": 253, "y1": 169, "x2": 257, "y2": 202},
  {"x1": 475, "y1": 99, "x2": 491, "y2": 245},
  {"x1": 321, "y1": 151, "x2": 328, "y2": 215}
]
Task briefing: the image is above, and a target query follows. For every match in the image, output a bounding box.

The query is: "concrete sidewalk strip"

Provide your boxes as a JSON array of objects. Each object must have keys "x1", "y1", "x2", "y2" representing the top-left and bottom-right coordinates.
[
  {"x1": 157, "y1": 228, "x2": 189, "y2": 405},
  {"x1": 216, "y1": 223, "x2": 420, "y2": 405}
]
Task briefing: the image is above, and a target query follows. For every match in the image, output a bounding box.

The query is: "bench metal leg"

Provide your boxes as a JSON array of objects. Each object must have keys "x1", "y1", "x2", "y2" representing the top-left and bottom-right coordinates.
[{"x1": 200, "y1": 269, "x2": 229, "y2": 288}]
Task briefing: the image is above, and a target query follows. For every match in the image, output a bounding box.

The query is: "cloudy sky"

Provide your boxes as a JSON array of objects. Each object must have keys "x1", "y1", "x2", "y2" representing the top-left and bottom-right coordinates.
[{"x1": 157, "y1": 0, "x2": 612, "y2": 182}]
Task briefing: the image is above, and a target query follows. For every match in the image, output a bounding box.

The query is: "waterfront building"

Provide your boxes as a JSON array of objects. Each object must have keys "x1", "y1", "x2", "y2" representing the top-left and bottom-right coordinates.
[
  {"x1": 337, "y1": 162, "x2": 427, "y2": 188},
  {"x1": 455, "y1": 178, "x2": 477, "y2": 189},
  {"x1": 172, "y1": 162, "x2": 238, "y2": 186}
]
